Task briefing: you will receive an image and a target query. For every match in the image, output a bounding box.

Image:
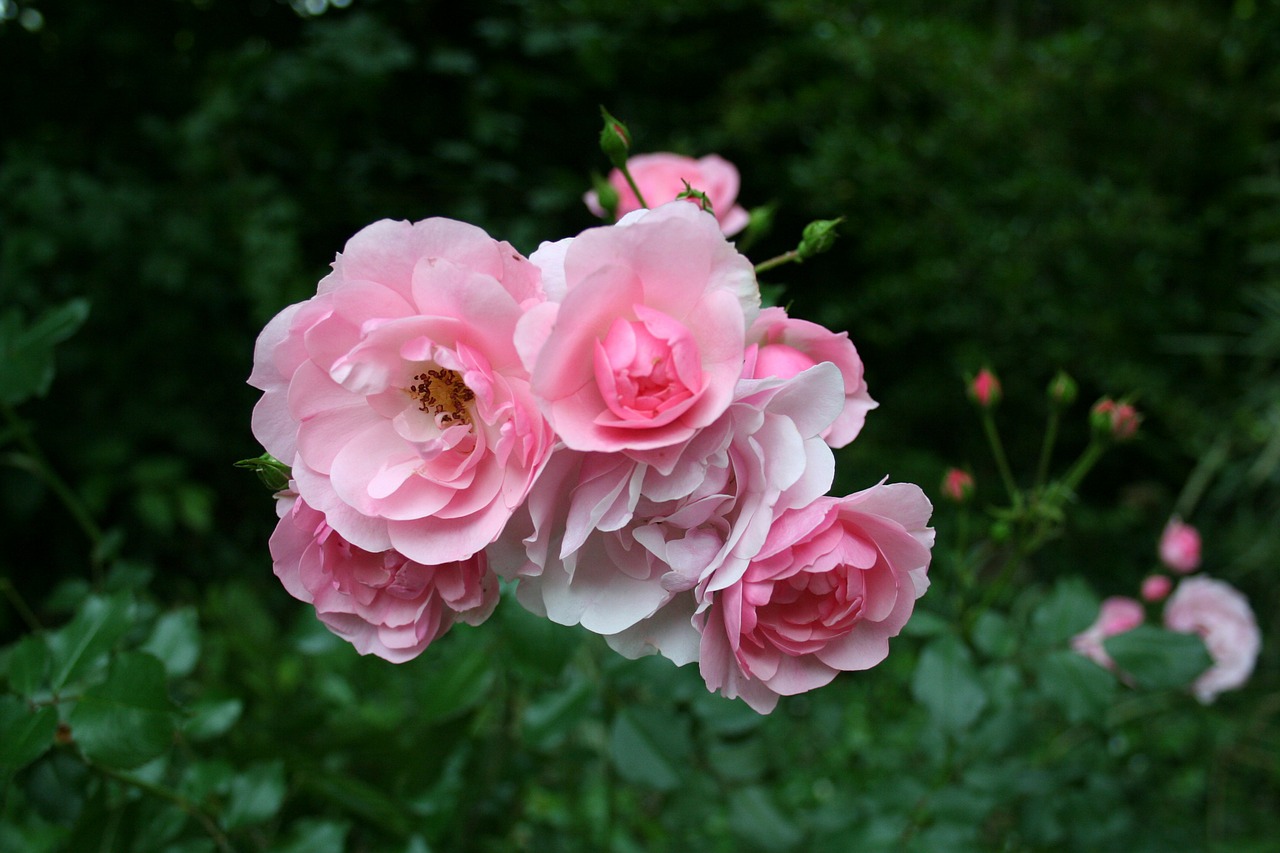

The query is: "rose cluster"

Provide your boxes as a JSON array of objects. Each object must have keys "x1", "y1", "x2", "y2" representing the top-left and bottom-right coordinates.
[{"x1": 249, "y1": 163, "x2": 933, "y2": 713}]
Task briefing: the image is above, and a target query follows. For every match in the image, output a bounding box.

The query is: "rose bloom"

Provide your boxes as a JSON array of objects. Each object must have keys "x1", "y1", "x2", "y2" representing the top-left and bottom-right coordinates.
[
  {"x1": 697, "y1": 483, "x2": 934, "y2": 714},
  {"x1": 584, "y1": 153, "x2": 750, "y2": 236},
  {"x1": 1164, "y1": 576, "x2": 1261, "y2": 703},
  {"x1": 271, "y1": 491, "x2": 498, "y2": 662},
  {"x1": 494, "y1": 363, "x2": 845, "y2": 645},
  {"x1": 1071, "y1": 596, "x2": 1145, "y2": 669},
  {"x1": 518, "y1": 202, "x2": 758, "y2": 456},
  {"x1": 249, "y1": 218, "x2": 555, "y2": 565},
  {"x1": 743, "y1": 307, "x2": 877, "y2": 448},
  {"x1": 1158, "y1": 516, "x2": 1202, "y2": 574}
]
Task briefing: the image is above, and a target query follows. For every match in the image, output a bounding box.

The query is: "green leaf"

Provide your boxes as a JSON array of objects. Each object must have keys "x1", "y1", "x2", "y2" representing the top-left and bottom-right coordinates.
[
  {"x1": 728, "y1": 786, "x2": 803, "y2": 851},
  {"x1": 46, "y1": 593, "x2": 134, "y2": 691},
  {"x1": 1104, "y1": 626, "x2": 1213, "y2": 690},
  {"x1": 608, "y1": 706, "x2": 692, "y2": 791},
  {"x1": 272, "y1": 819, "x2": 351, "y2": 853},
  {"x1": 223, "y1": 761, "x2": 286, "y2": 830},
  {"x1": 414, "y1": 636, "x2": 495, "y2": 723},
  {"x1": 521, "y1": 676, "x2": 594, "y2": 751},
  {"x1": 1029, "y1": 578, "x2": 1098, "y2": 647},
  {"x1": 69, "y1": 652, "x2": 175, "y2": 769},
  {"x1": 970, "y1": 610, "x2": 1016, "y2": 660},
  {"x1": 0, "y1": 299, "x2": 90, "y2": 405},
  {"x1": 142, "y1": 607, "x2": 200, "y2": 678},
  {"x1": 181, "y1": 697, "x2": 243, "y2": 742},
  {"x1": 912, "y1": 635, "x2": 988, "y2": 733},
  {"x1": 1037, "y1": 650, "x2": 1117, "y2": 722},
  {"x1": 0, "y1": 696, "x2": 58, "y2": 777},
  {"x1": 6, "y1": 634, "x2": 51, "y2": 697}
]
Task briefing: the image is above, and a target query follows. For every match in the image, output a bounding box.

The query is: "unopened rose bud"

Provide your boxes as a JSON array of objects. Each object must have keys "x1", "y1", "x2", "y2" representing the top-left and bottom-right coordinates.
[
  {"x1": 590, "y1": 173, "x2": 620, "y2": 221},
  {"x1": 967, "y1": 368, "x2": 1002, "y2": 409},
  {"x1": 1141, "y1": 574, "x2": 1173, "y2": 602},
  {"x1": 1090, "y1": 397, "x2": 1141, "y2": 441},
  {"x1": 598, "y1": 106, "x2": 632, "y2": 169},
  {"x1": 1159, "y1": 516, "x2": 1201, "y2": 574},
  {"x1": 1047, "y1": 371, "x2": 1077, "y2": 407},
  {"x1": 796, "y1": 217, "x2": 843, "y2": 261},
  {"x1": 941, "y1": 468, "x2": 975, "y2": 504}
]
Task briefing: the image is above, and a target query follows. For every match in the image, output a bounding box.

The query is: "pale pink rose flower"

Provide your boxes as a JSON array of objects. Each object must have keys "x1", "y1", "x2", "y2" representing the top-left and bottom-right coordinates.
[
  {"x1": 1158, "y1": 516, "x2": 1202, "y2": 574},
  {"x1": 249, "y1": 218, "x2": 556, "y2": 566},
  {"x1": 697, "y1": 483, "x2": 934, "y2": 714},
  {"x1": 270, "y1": 492, "x2": 498, "y2": 663},
  {"x1": 1071, "y1": 596, "x2": 1145, "y2": 669},
  {"x1": 1140, "y1": 574, "x2": 1172, "y2": 603},
  {"x1": 744, "y1": 307, "x2": 877, "y2": 448},
  {"x1": 584, "y1": 153, "x2": 751, "y2": 236},
  {"x1": 518, "y1": 202, "x2": 759, "y2": 456},
  {"x1": 1164, "y1": 576, "x2": 1260, "y2": 703},
  {"x1": 493, "y1": 363, "x2": 846, "y2": 647}
]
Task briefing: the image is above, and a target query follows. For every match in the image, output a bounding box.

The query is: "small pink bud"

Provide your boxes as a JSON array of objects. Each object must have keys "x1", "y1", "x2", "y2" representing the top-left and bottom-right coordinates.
[
  {"x1": 1141, "y1": 574, "x2": 1172, "y2": 602},
  {"x1": 941, "y1": 468, "x2": 975, "y2": 504},
  {"x1": 1090, "y1": 397, "x2": 1141, "y2": 441},
  {"x1": 1159, "y1": 517, "x2": 1201, "y2": 574},
  {"x1": 967, "y1": 368, "x2": 1002, "y2": 409}
]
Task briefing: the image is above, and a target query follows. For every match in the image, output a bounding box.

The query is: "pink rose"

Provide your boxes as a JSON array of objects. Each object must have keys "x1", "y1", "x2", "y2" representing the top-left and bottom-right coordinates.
[
  {"x1": 1164, "y1": 576, "x2": 1260, "y2": 703},
  {"x1": 744, "y1": 307, "x2": 877, "y2": 448},
  {"x1": 494, "y1": 363, "x2": 846, "y2": 644},
  {"x1": 271, "y1": 492, "x2": 498, "y2": 662},
  {"x1": 967, "y1": 368, "x2": 1001, "y2": 409},
  {"x1": 249, "y1": 218, "x2": 555, "y2": 565},
  {"x1": 697, "y1": 483, "x2": 934, "y2": 714},
  {"x1": 518, "y1": 202, "x2": 758, "y2": 456},
  {"x1": 1140, "y1": 574, "x2": 1172, "y2": 602},
  {"x1": 1071, "y1": 596, "x2": 1145, "y2": 669},
  {"x1": 940, "y1": 468, "x2": 975, "y2": 504},
  {"x1": 584, "y1": 153, "x2": 750, "y2": 236},
  {"x1": 1158, "y1": 516, "x2": 1201, "y2": 574}
]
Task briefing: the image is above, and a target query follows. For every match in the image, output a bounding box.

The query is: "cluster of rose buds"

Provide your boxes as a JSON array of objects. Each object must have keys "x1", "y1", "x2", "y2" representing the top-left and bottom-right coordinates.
[
  {"x1": 248, "y1": 147, "x2": 933, "y2": 713},
  {"x1": 1073, "y1": 517, "x2": 1259, "y2": 703}
]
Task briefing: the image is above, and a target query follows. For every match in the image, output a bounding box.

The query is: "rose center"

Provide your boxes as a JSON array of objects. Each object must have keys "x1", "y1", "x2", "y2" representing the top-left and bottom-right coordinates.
[{"x1": 409, "y1": 368, "x2": 475, "y2": 428}]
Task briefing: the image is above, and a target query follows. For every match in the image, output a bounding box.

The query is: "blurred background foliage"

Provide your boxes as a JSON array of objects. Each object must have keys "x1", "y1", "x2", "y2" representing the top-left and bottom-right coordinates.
[{"x1": 1, "y1": 0, "x2": 1278, "y2": 850}]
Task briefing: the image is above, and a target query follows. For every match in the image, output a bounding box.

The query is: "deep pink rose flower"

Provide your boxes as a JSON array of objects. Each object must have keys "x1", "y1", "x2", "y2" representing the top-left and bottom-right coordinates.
[
  {"x1": 249, "y1": 218, "x2": 555, "y2": 565},
  {"x1": 493, "y1": 364, "x2": 846, "y2": 646},
  {"x1": 518, "y1": 202, "x2": 758, "y2": 456},
  {"x1": 1158, "y1": 516, "x2": 1201, "y2": 574},
  {"x1": 1071, "y1": 596, "x2": 1144, "y2": 669},
  {"x1": 584, "y1": 153, "x2": 750, "y2": 236},
  {"x1": 697, "y1": 483, "x2": 934, "y2": 714},
  {"x1": 1164, "y1": 576, "x2": 1260, "y2": 703},
  {"x1": 271, "y1": 492, "x2": 498, "y2": 663},
  {"x1": 744, "y1": 307, "x2": 877, "y2": 448}
]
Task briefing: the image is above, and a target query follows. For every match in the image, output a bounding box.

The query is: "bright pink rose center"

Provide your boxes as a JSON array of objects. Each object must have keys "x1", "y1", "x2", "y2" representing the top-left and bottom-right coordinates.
[{"x1": 593, "y1": 307, "x2": 702, "y2": 424}]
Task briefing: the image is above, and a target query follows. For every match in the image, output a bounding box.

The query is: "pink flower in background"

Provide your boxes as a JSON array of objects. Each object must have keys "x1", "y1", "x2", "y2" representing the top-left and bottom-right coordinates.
[
  {"x1": 1090, "y1": 398, "x2": 1142, "y2": 441},
  {"x1": 940, "y1": 468, "x2": 975, "y2": 504},
  {"x1": 967, "y1": 368, "x2": 1002, "y2": 409},
  {"x1": 271, "y1": 492, "x2": 498, "y2": 662},
  {"x1": 585, "y1": 153, "x2": 751, "y2": 236},
  {"x1": 1164, "y1": 576, "x2": 1260, "y2": 703},
  {"x1": 1071, "y1": 596, "x2": 1145, "y2": 669},
  {"x1": 518, "y1": 202, "x2": 758, "y2": 456},
  {"x1": 1141, "y1": 574, "x2": 1172, "y2": 602},
  {"x1": 1159, "y1": 516, "x2": 1202, "y2": 574},
  {"x1": 697, "y1": 482, "x2": 934, "y2": 714},
  {"x1": 744, "y1": 307, "x2": 877, "y2": 448},
  {"x1": 249, "y1": 217, "x2": 555, "y2": 566}
]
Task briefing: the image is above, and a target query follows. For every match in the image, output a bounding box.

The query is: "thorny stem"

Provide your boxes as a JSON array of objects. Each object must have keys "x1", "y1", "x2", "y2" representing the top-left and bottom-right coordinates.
[
  {"x1": 754, "y1": 249, "x2": 800, "y2": 275},
  {"x1": 92, "y1": 762, "x2": 234, "y2": 853}
]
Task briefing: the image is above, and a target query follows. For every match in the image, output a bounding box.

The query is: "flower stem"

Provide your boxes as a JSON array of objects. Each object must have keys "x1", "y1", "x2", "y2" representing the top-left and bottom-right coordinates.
[
  {"x1": 92, "y1": 762, "x2": 234, "y2": 853},
  {"x1": 1034, "y1": 408, "x2": 1060, "y2": 491},
  {"x1": 618, "y1": 163, "x2": 649, "y2": 209},
  {"x1": 754, "y1": 249, "x2": 800, "y2": 275},
  {"x1": 1061, "y1": 438, "x2": 1106, "y2": 494},
  {"x1": 981, "y1": 410, "x2": 1020, "y2": 506},
  {"x1": 0, "y1": 578, "x2": 42, "y2": 632}
]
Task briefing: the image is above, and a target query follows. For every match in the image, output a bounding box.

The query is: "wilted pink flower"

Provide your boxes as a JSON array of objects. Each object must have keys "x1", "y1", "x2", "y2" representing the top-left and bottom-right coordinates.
[
  {"x1": 271, "y1": 492, "x2": 498, "y2": 662},
  {"x1": 249, "y1": 218, "x2": 556, "y2": 566},
  {"x1": 1072, "y1": 596, "x2": 1145, "y2": 669},
  {"x1": 1164, "y1": 576, "x2": 1260, "y2": 703},
  {"x1": 940, "y1": 468, "x2": 975, "y2": 504},
  {"x1": 1141, "y1": 574, "x2": 1172, "y2": 602},
  {"x1": 584, "y1": 153, "x2": 751, "y2": 236},
  {"x1": 1090, "y1": 397, "x2": 1141, "y2": 441},
  {"x1": 697, "y1": 483, "x2": 934, "y2": 714},
  {"x1": 518, "y1": 202, "x2": 758, "y2": 456},
  {"x1": 967, "y1": 368, "x2": 1001, "y2": 409},
  {"x1": 743, "y1": 306, "x2": 877, "y2": 448},
  {"x1": 1158, "y1": 516, "x2": 1201, "y2": 574}
]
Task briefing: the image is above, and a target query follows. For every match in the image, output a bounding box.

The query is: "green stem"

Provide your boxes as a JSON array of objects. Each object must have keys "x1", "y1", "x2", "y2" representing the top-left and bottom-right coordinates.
[
  {"x1": 0, "y1": 577, "x2": 43, "y2": 632},
  {"x1": 981, "y1": 411, "x2": 1020, "y2": 506},
  {"x1": 1034, "y1": 408, "x2": 1060, "y2": 491},
  {"x1": 1, "y1": 404, "x2": 104, "y2": 580},
  {"x1": 617, "y1": 163, "x2": 649, "y2": 210},
  {"x1": 1061, "y1": 439, "x2": 1106, "y2": 494},
  {"x1": 92, "y1": 762, "x2": 233, "y2": 853},
  {"x1": 754, "y1": 249, "x2": 800, "y2": 275}
]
